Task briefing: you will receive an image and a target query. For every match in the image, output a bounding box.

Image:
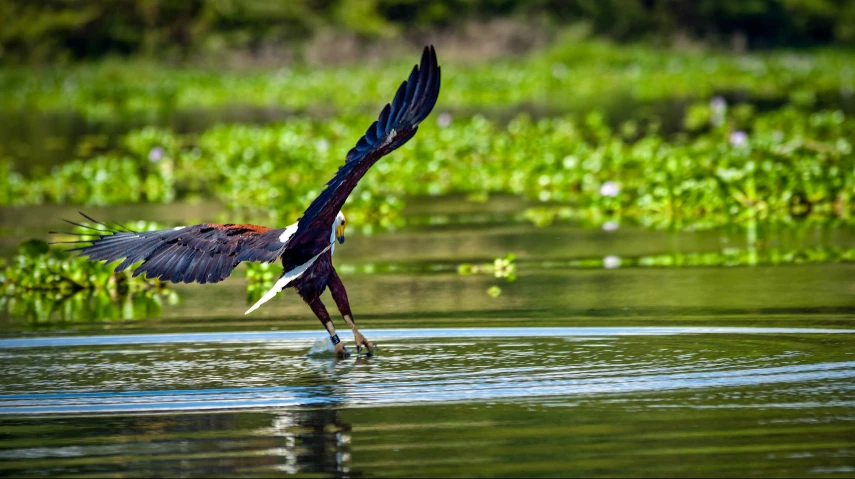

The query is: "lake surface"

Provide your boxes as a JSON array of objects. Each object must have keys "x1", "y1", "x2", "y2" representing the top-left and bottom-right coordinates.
[{"x1": 1, "y1": 199, "x2": 854, "y2": 476}]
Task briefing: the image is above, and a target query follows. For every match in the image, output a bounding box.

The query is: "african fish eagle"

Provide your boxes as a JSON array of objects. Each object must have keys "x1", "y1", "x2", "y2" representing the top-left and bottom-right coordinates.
[{"x1": 60, "y1": 46, "x2": 441, "y2": 357}]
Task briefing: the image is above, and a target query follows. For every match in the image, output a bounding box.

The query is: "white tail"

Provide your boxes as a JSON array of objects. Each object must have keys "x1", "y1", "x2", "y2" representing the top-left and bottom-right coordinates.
[{"x1": 244, "y1": 244, "x2": 332, "y2": 315}]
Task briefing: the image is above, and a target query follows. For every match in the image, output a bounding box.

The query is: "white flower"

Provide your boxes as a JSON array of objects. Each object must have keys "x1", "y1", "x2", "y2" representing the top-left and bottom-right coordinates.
[
  {"x1": 148, "y1": 146, "x2": 164, "y2": 162},
  {"x1": 603, "y1": 255, "x2": 621, "y2": 269},
  {"x1": 729, "y1": 130, "x2": 748, "y2": 147},
  {"x1": 599, "y1": 181, "x2": 620, "y2": 197},
  {"x1": 602, "y1": 221, "x2": 619, "y2": 232},
  {"x1": 709, "y1": 96, "x2": 727, "y2": 126},
  {"x1": 437, "y1": 113, "x2": 452, "y2": 128}
]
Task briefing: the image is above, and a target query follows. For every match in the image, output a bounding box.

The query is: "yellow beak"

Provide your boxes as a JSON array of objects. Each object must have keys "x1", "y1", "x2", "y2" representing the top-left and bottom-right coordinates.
[{"x1": 336, "y1": 223, "x2": 345, "y2": 244}]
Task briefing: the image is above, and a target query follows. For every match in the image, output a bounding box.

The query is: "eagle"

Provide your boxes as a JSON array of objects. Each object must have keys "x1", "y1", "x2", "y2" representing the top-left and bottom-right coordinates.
[{"x1": 59, "y1": 46, "x2": 440, "y2": 357}]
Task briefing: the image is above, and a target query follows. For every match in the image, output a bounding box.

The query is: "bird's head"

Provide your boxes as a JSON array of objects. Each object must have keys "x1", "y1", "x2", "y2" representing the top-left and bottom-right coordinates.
[{"x1": 334, "y1": 211, "x2": 346, "y2": 244}]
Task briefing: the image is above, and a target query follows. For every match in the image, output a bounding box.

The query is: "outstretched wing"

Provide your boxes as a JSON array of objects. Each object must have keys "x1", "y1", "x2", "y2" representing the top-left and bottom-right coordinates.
[
  {"x1": 291, "y1": 45, "x2": 441, "y2": 253},
  {"x1": 56, "y1": 214, "x2": 296, "y2": 284}
]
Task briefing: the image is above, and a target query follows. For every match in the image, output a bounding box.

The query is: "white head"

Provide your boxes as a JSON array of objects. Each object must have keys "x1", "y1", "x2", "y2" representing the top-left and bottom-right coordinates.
[{"x1": 332, "y1": 211, "x2": 346, "y2": 245}]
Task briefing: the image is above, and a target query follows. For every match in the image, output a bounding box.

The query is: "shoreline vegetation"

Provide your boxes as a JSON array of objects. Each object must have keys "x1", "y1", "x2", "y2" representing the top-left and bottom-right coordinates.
[
  {"x1": 3, "y1": 100, "x2": 853, "y2": 231},
  {"x1": 2, "y1": 37, "x2": 852, "y2": 232},
  {"x1": 2, "y1": 18, "x2": 854, "y2": 318},
  {"x1": 2, "y1": 39, "x2": 853, "y2": 119}
]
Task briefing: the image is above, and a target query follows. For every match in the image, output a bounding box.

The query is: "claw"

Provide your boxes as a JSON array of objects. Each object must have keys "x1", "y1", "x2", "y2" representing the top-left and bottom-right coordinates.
[
  {"x1": 358, "y1": 340, "x2": 377, "y2": 357},
  {"x1": 334, "y1": 343, "x2": 350, "y2": 358}
]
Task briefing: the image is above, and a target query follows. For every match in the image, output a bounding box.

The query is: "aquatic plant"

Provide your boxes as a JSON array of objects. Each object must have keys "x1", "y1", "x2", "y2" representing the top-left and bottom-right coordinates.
[
  {"x1": 0, "y1": 289, "x2": 177, "y2": 324},
  {"x1": 1, "y1": 154, "x2": 175, "y2": 206},
  {"x1": 0, "y1": 238, "x2": 175, "y2": 322},
  {"x1": 458, "y1": 253, "x2": 517, "y2": 297},
  {"x1": 1, "y1": 238, "x2": 169, "y2": 296},
  {"x1": 458, "y1": 254, "x2": 518, "y2": 281},
  {"x1": 3, "y1": 103, "x2": 852, "y2": 232},
  {"x1": 245, "y1": 261, "x2": 279, "y2": 305}
]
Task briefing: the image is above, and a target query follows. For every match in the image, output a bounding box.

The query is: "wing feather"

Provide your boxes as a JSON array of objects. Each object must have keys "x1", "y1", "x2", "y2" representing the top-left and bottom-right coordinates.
[
  {"x1": 289, "y1": 46, "x2": 440, "y2": 259},
  {"x1": 61, "y1": 214, "x2": 294, "y2": 285}
]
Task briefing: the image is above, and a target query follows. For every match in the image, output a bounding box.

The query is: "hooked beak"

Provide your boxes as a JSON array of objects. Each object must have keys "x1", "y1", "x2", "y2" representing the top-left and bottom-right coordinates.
[{"x1": 336, "y1": 224, "x2": 345, "y2": 244}]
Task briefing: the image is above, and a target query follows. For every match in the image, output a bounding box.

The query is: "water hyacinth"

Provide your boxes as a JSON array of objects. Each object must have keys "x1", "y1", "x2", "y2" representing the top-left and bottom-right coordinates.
[
  {"x1": 603, "y1": 255, "x2": 622, "y2": 269},
  {"x1": 436, "y1": 112, "x2": 453, "y2": 128},
  {"x1": 602, "y1": 221, "x2": 620, "y2": 231},
  {"x1": 1, "y1": 104, "x2": 852, "y2": 233},
  {"x1": 457, "y1": 254, "x2": 517, "y2": 296},
  {"x1": 729, "y1": 130, "x2": 748, "y2": 147},
  {"x1": 1, "y1": 223, "x2": 177, "y2": 320},
  {"x1": 1, "y1": 239, "x2": 169, "y2": 296},
  {"x1": 148, "y1": 146, "x2": 165, "y2": 162},
  {"x1": 599, "y1": 181, "x2": 620, "y2": 198},
  {"x1": 0, "y1": 238, "x2": 174, "y2": 322},
  {"x1": 709, "y1": 96, "x2": 727, "y2": 126}
]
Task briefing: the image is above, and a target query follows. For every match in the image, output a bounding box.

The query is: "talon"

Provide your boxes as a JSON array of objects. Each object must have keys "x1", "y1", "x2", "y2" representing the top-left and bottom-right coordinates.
[{"x1": 334, "y1": 343, "x2": 350, "y2": 358}]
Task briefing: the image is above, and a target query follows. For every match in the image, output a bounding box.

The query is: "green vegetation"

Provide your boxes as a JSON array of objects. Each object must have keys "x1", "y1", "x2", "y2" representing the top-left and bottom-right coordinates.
[
  {"x1": 1, "y1": 237, "x2": 175, "y2": 323},
  {"x1": 3, "y1": 102, "x2": 853, "y2": 232},
  {"x1": 2, "y1": 13, "x2": 854, "y2": 313},
  {"x1": 458, "y1": 253, "x2": 518, "y2": 297},
  {"x1": 2, "y1": 237, "x2": 168, "y2": 296},
  {"x1": 4, "y1": 0, "x2": 854, "y2": 65},
  {"x1": 2, "y1": 40, "x2": 853, "y2": 120},
  {"x1": 528, "y1": 246, "x2": 855, "y2": 270}
]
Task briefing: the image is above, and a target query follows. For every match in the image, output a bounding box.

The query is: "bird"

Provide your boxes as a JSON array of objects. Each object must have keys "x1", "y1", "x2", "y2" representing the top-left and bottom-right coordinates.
[{"x1": 56, "y1": 46, "x2": 441, "y2": 358}]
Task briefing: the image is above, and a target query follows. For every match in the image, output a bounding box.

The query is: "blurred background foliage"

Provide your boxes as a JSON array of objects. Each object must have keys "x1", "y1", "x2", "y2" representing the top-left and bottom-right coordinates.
[
  {"x1": 2, "y1": 0, "x2": 855, "y2": 65},
  {"x1": 3, "y1": 106, "x2": 853, "y2": 231},
  {"x1": 2, "y1": 0, "x2": 854, "y2": 316}
]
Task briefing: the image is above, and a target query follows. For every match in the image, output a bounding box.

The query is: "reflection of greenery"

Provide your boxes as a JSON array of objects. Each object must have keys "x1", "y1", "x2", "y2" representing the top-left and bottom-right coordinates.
[
  {"x1": 3, "y1": 104, "x2": 852, "y2": 232},
  {"x1": 530, "y1": 246, "x2": 855, "y2": 270},
  {"x1": 458, "y1": 254, "x2": 517, "y2": 297},
  {"x1": 245, "y1": 262, "x2": 279, "y2": 305},
  {"x1": 1, "y1": 239, "x2": 175, "y2": 322},
  {"x1": 1, "y1": 239, "x2": 167, "y2": 295},
  {"x1": 458, "y1": 254, "x2": 518, "y2": 281},
  {"x1": 247, "y1": 254, "x2": 519, "y2": 301},
  {"x1": 0, "y1": 289, "x2": 177, "y2": 324}
]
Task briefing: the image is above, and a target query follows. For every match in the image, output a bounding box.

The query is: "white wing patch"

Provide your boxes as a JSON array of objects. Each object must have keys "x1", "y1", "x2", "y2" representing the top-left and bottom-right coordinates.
[
  {"x1": 244, "y1": 243, "x2": 332, "y2": 315},
  {"x1": 279, "y1": 222, "x2": 298, "y2": 243}
]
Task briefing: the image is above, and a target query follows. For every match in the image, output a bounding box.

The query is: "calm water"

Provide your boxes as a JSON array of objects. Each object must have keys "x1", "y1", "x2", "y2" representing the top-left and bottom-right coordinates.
[{"x1": 1, "y1": 199, "x2": 855, "y2": 476}]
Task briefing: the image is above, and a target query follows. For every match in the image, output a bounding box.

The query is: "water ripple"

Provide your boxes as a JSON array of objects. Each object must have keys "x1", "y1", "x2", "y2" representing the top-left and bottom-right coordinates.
[
  {"x1": 1, "y1": 327, "x2": 852, "y2": 415},
  {"x1": 1, "y1": 326, "x2": 852, "y2": 349}
]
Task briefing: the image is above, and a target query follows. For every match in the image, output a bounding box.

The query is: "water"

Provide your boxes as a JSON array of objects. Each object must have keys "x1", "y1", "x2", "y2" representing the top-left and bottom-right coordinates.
[
  {"x1": 1, "y1": 328, "x2": 854, "y2": 476},
  {"x1": 1, "y1": 199, "x2": 855, "y2": 476}
]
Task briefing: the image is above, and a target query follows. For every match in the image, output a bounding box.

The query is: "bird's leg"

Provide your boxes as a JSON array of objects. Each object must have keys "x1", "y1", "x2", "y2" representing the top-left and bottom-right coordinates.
[
  {"x1": 308, "y1": 297, "x2": 349, "y2": 358},
  {"x1": 328, "y1": 269, "x2": 375, "y2": 355}
]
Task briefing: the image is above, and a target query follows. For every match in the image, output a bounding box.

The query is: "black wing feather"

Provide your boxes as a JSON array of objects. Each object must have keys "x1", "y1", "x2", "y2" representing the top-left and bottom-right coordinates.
[
  {"x1": 290, "y1": 45, "x2": 440, "y2": 259},
  {"x1": 59, "y1": 214, "x2": 293, "y2": 284}
]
